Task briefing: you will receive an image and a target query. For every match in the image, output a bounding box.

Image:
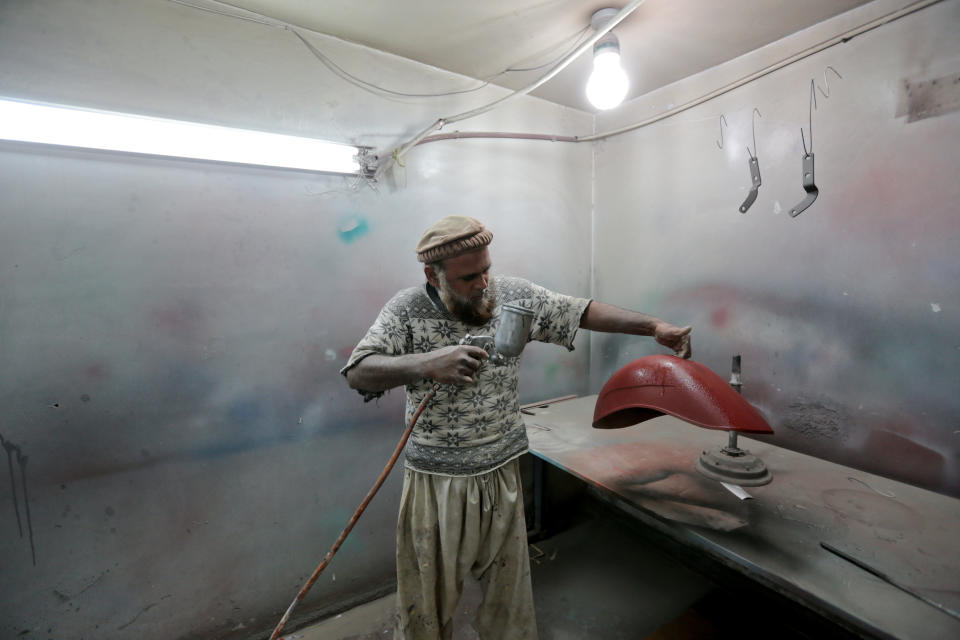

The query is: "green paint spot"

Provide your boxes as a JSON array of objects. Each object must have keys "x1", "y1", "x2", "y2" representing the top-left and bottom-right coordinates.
[
  {"x1": 544, "y1": 363, "x2": 560, "y2": 384},
  {"x1": 337, "y1": 214, "x2": 369, "y2": 244}
]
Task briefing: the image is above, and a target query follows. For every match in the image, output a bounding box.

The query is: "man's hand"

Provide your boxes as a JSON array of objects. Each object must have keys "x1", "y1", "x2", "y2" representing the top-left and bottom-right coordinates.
[
  {"x1": 654, "y1": 323, "x2": 692, "y2": 359},
  {"x1": 579, "y1": 302, "x2": 693, "y2": 358},
  {"x1": 423, "y1": 345, "x2": 489, "y2": 385}
]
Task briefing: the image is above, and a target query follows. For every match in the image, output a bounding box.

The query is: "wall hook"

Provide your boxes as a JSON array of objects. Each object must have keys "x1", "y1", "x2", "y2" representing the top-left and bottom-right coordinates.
[
  {"x1": 802, "y1": 79, "x2": 817, "y2": 156},
  {"x1": 790, "y1": 81, "x2": 819, "y2": 217},
  {"x1": 816, "y1": 66, "x2": 843, "y2": 98},
  {"x1": 739, "y1": 108, "x2": 762, "y2": 213},
  {"x1": 746, "y1": 107, "x2": 761, "y2": 159},
  {"x1": 716, "y1": 114, "x2": 728, "y2": 149}
]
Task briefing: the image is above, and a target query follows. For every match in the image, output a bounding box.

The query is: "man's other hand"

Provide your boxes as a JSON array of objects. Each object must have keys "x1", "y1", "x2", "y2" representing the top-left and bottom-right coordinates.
[
  {"x1": 424, "y1": 345, "x2": 489, "y2": 385},
  {"x1": 654, "y1": 323, "x2": 692, "y2": 359}
]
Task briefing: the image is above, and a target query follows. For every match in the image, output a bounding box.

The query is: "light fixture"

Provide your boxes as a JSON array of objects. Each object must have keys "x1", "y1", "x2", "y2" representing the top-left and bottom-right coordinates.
[
  {"x1": 586, "y1": 8, "x2": 630, "y2": 110},
  {"x1": 0, "y1": 97, "x2": 370, "y2": 176}
]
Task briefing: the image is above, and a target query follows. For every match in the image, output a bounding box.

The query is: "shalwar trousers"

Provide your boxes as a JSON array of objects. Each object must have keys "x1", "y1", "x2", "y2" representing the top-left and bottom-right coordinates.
[{"x1": 395, "y1": 458, "x2": 538, "y2": 640}]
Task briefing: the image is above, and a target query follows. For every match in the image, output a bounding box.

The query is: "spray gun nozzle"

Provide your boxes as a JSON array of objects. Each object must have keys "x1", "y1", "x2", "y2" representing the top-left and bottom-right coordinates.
[
  {"x1": 460, "y1": 334, "x2": 502, "y2": 364},
  {"x1": 458, "y1": 305, "x2": 534, "y2": 366}
]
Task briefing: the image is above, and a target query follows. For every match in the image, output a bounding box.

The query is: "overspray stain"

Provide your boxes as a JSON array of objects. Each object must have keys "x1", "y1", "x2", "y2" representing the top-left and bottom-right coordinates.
[
  {"x1": 711, "y1": 306, "x2": 729, "y2": 328},
  {"x1": 85, "y1": 362, "x2": 110, "y2": 380},
  {"x1": 227, "y1": 397, "x2": 263, "y2": 425},
  {"x1": 337, "y1": 214, "x2": 369, "y2": 244},
  {"x1": 544, "y1": 363, "x2": 560, "y2": 384},
  {"x1": 1, "y1": 434, "x2": 36, "y2": 565},
  {"x1": 116, "y1": 594, "x2": 172, "y2": 631}
]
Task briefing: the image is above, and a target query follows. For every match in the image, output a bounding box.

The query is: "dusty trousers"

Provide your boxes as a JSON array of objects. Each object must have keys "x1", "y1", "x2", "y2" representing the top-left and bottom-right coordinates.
[{"x1": 395, "y1": 458, "x2": 538, "y2": 640}]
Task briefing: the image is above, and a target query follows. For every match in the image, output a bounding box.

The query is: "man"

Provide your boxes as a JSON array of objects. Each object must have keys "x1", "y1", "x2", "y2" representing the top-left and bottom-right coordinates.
[{"x1": 342, "y1": 216, "x2": 691, "y2": 640}]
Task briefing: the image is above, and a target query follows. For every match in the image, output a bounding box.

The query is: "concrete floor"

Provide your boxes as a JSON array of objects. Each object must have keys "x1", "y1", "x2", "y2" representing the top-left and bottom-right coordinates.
[
  {"x1": 286, "y1": 513, "x2": 713, "y2": 640},
  {"x1": 276, "y1": 453, "x2": 870, "y2": 640}
]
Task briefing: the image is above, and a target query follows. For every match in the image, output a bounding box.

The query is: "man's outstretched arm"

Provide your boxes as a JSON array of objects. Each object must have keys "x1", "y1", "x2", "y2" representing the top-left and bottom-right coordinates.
[{"x1": 579, "y1": 301, "x2": 692, "y2": 358}]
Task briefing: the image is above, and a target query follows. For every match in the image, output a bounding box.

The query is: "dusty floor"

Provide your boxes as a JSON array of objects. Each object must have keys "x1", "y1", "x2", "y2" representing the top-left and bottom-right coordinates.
[
  {"x1": 285, "y1": 513, "x2": 713, "y2": 640},
  {"x1": 281, "y1": 504, "x2": 863, "y2": 640}
]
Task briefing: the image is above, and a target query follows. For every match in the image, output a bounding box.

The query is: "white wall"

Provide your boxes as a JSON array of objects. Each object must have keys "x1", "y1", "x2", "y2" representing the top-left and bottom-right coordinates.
[
  {"x1": 0, "y1": 1, "x2": 593, "y2": 638},
  {"x1": 3, "y1": 1, "x2": 959, "y2": 638},
  {"x1": 592, "y1": 0, "x2": 960, "y2": 496}
]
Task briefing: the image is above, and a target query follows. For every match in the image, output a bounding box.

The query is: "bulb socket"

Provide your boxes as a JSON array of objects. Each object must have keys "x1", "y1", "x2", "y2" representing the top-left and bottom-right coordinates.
[{"x1": 593, "y1": 32, "x2": 620, "y2": 57}]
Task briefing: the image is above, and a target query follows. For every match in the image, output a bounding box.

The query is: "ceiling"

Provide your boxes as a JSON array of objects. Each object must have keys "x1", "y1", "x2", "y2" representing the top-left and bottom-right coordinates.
[{"x1": 221, "y1": 0, "x2": 874, "y2": 113}]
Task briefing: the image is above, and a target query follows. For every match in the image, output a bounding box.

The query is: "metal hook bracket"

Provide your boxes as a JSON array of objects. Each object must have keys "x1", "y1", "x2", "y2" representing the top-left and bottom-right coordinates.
[
  {"x1": 716, "y1": 114, "x2": 728, "y2": 149},
  {"x1": 790, "y1": 83, "x2": 819, "y2": 217},
  {"x1": 816, "y1": 66, "x2": 843, "y2": 98},
  {"x1": 738, "y1": 108, "x2": 762, "y2": 213},
  {"x1": 739, "y1": 156, "x2": 761, "y2": 213},
  {"x1": 747, "y1": 108, "x2": 761, "y2": 159},
  {"x1": 789, "y1": 152, "x2": 818, "y2": 217}
]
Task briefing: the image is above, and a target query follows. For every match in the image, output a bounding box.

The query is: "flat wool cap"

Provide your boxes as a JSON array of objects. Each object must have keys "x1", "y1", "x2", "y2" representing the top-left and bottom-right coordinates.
[{"x1": 415, "y1": 216, "x2": 493, "y2": 263}]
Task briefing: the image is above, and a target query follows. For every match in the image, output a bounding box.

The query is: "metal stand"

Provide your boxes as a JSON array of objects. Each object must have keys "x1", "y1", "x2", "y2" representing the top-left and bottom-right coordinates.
[{"x1": 694, "y1": 356, "x2": 773, "y2": 486}]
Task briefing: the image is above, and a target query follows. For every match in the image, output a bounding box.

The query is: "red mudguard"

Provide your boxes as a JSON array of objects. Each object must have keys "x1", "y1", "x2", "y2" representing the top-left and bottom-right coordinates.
[{"x1": 593, "y1": 355, "x2": 773, "y2": 433}]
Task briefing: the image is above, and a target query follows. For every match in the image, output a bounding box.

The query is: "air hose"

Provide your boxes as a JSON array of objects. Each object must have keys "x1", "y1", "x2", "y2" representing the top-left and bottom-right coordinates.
[
  {"x1": 269, "y1": 311, "x2": 534, "y2": 638},
  {"x1": 268, "y1": 382, "x2": 441, "y2": 640}
]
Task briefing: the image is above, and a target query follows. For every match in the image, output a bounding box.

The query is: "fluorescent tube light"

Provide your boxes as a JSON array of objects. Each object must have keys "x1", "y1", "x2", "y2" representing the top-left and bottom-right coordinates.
[{"x1": 0, "y1": 97, "x2": 364, "y2": 175}]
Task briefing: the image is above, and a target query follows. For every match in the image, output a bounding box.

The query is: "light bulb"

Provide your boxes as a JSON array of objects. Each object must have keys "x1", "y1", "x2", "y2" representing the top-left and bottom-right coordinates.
[{"x1": 586, "y1": 49, "x2": 629, "y2": 110}]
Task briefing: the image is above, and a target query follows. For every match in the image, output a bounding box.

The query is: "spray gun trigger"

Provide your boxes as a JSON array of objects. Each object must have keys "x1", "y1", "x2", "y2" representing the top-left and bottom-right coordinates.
[{"x1": 460, "y1": 334, "x2": 503, "y2": 366}]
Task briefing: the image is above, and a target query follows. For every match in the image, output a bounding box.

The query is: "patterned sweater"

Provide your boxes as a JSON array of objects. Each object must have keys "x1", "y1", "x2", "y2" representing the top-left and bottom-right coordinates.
[{"x1": 341, "y1": 276, "x2": 591, "y2": 476}]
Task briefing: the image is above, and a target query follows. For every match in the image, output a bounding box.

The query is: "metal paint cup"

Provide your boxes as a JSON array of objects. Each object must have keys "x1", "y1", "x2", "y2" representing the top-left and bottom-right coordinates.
[{"x1": 495, "y1": 304, "x2": 534, "y2": 358}]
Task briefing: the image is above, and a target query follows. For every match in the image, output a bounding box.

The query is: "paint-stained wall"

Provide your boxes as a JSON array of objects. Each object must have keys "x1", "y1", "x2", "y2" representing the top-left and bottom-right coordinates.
[
  {"x1": 592, "y1": 0, "x2": 960, "y2": 497},
  {"x1": 4, "y1": 0, "x2": 959, "y2": 637},
  {"x1": 0, "y1": 1, "x2": 593, "y2": 638}
]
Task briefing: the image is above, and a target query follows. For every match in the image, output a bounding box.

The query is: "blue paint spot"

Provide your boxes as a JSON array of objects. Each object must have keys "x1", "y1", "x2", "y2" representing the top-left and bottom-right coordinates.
[
  {"x1": 227, "y1": 397, "x2": 263, "y2": 425},
  {"x1": 337, "y1": 214, "x2": 369, "y2": 244}
]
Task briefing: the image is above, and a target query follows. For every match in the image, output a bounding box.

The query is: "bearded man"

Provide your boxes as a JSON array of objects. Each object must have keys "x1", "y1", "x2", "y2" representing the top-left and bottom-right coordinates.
[{"x1": 342, "y1": 215, "x2": 692, "y2": 640}]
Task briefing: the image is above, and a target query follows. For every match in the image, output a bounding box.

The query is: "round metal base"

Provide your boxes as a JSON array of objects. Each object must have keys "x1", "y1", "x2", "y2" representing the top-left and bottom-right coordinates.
[{"x1": 695, "y1": 445, "x2": 772, "y2": 486}]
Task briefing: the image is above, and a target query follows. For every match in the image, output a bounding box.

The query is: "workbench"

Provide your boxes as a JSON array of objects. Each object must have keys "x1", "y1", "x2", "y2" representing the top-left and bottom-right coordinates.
[{"x1": 522, "y1": 395, "x2": 960, "y2": 640}]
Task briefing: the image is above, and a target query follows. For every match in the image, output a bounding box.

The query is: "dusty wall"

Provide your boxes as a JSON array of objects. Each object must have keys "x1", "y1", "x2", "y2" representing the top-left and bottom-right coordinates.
[
  {"x1": 591, "y1": 0, "x2": 960, "y2": 497},
  {"x1": 2, "y1": 1, "x2": 958, "y2": 639},
  {"x1": 0, "y1": 1, "x2": 593, "y2": 638}
]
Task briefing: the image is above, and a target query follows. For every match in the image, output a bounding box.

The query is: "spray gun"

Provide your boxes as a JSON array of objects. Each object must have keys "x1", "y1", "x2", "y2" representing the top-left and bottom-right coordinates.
[
  {"x1": 269, "y1": 302, "x2": 536, "y2": 640},
  {"x1": 459, "y1": 303, "x2": 535, "y2": 365}
]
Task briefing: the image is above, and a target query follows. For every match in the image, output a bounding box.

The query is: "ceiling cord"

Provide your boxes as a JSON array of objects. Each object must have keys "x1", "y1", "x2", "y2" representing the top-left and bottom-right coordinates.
[
  {"x1": 406, "y1": 0, "x2": 941, "y2": 153},
  {"x1": 381, "y1": 0, "x2": 647, "y2": 176},
  {"x1": 167, "y1": 0, "x2": 594, "y2": 100},
  {"x1": 164, "y1": 0, "x2": 941, "y2": 187}
]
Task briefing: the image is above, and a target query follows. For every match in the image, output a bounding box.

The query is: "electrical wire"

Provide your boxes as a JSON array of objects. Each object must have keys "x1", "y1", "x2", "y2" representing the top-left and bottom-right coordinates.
[
  {"x1": 169, "y1": 0, "x2": 488, "y2": 98},
  {"x1": 167, "y1": 0, "x2": 647, "y2": 177},
  {"x1": 288, "y1": 29, "x2": 488, "y2": 100},
  {"x1": 486, "y1": 25, "x2": 592, "y2": 78},
  {"x1": 167, "y1": 0, "x2": 275, "y2": 26},
  {"x1": 418, "y1": 131, "x2": 577, "y2": 145},
  {"x1": 399, "y1": 0, "x2": 941, "y2": 155},
  {"x1": 167, "y1": 0, "x2": 593, "y2": 100},
  {"x1": 167, "y1": 0, "x2": 943, "y2": 181},
  {"x1": 302, "y1": 173, "x2": 368, "y2": 198},
  {"x1": 575, "y1": 0, "x2": 942, "y2": 143},
  {"x1": 380, "y1": 0, "x2": 648, "y2": 175}
]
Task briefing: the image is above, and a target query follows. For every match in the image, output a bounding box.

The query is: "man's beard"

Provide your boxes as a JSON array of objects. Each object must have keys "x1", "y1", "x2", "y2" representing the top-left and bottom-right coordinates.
[{"x1": 437, "y1": 275, "x2": 497, "y2": 326}]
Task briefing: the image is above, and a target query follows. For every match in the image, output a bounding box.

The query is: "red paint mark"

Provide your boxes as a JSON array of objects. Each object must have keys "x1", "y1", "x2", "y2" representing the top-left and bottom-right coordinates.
[
  {"x1": 861, "y1": 430, "x2": 945, "y2": 488},
  {"x1": 150, "y1": 299, "x2": 204, "y2": 339},
  {"x1": 821, "y1": 489, "x2": 918, "y2": 529},
  {"x1": 832, "y1": 136, "x2": 959, "y2": 239},
  {"x1": 710, "y1": 306, "x2": 729, "y2": 328},
  {"x1": 84, "y1": 363, "x2": 110, "y2": 380}
]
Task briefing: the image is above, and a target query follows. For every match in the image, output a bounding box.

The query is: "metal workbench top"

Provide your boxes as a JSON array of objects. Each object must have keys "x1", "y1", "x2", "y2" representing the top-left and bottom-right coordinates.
[{"x1": 522, "y1": 395, "x2": 960, "y2": 640}]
